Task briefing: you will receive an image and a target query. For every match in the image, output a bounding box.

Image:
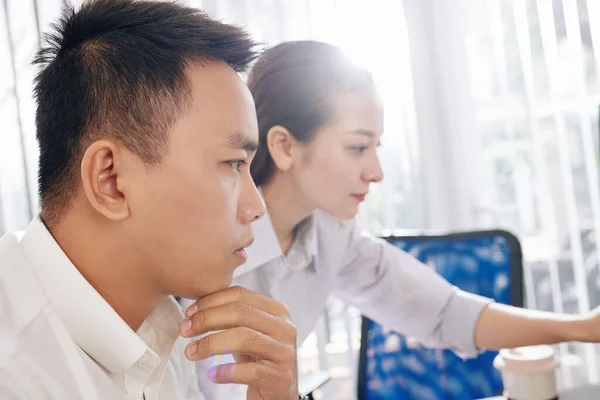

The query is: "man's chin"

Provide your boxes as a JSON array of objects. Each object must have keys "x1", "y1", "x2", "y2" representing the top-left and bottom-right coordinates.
[
  {"x1": 210, "y1": 275, "x2": 235, "y2": 294},
  {"x1": 178, "y1": 274, "x2": 235, "y2": 299}
]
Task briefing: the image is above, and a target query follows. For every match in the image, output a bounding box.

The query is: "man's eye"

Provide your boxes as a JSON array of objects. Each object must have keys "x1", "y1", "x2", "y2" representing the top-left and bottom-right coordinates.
[{"x1": 228, "y1": 160, "x2": 246, "y2": 171}]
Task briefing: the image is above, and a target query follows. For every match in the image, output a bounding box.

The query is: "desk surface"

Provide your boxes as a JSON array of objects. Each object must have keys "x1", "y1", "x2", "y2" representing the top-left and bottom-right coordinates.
[{"x1": 480, "y1": 383, "x2": 600, "y2": 400}]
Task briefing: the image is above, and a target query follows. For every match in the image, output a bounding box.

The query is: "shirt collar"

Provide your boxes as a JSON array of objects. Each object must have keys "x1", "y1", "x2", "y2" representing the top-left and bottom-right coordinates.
[
  {"x1": 18, "y1": 216, "x2": 182, "y2": 374},
  {"x1": 233, "y1": 209, "x2": 282, "y2": 278},
  {"x1": 286, "y1": 215, "x2": 318, "y2": 271},
  {"x1": 234, "y1": 203, "x2": 318, "y2": 279}
]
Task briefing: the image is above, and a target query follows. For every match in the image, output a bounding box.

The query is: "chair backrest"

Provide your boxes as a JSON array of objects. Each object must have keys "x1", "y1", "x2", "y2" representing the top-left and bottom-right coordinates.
[{"x1": 357, "y1": 230, "x2": 523, "y2": 400}]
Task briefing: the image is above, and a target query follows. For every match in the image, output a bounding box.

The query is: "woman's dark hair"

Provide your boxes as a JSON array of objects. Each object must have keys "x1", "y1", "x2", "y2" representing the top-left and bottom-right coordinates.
[{"x1": 247, "y1": 40, "x2": 373, "y2": 186}]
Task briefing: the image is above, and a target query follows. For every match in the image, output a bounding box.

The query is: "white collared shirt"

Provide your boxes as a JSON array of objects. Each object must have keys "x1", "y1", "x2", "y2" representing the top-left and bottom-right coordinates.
[
  {"x1": 187, "y1": 208, "x2": 492, "y2": 399},
  {"x1": 0, "y1": 218, "x2": 204, "y2": 400}
]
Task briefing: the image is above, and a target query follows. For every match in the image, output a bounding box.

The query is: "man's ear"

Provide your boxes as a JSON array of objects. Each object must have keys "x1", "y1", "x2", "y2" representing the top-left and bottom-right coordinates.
[
  {"x1": 80, "y1": 140, "x2": 130, "y2": 220},
  {"x1": 266, "y1": 125, "x2": 296, "y2": 171}
]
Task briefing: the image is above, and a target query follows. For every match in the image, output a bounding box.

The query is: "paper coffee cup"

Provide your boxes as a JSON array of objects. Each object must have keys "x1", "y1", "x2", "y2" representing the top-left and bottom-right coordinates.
[{"x1": 493, "y1": 345, "x2": 559, "y2": 400}]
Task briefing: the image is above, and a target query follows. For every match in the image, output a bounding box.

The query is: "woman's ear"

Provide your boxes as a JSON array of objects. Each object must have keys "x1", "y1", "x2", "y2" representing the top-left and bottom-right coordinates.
[{"x1": 266, "y1": 125, "x2": 295, "y2": 171}]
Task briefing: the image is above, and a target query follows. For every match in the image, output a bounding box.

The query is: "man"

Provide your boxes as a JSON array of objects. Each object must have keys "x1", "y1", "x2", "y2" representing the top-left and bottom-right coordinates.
[{"x1": 0, "y1": 0, "x2": 298, "y2": 399}]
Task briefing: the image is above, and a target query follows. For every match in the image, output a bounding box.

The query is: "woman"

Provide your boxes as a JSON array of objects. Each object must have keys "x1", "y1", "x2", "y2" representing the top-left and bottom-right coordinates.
[{"x1": 182, "y1": 40, "x2": 599, "y2": 398}]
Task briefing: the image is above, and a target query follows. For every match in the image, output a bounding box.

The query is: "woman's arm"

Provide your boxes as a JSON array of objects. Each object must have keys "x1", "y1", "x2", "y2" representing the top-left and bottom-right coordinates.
[
  {"x1": 332, "y1": 219, "x2": 491, "y2": 357},
  {"x1": 474, "y1": 302, "x2": 596, "y2": 350}
]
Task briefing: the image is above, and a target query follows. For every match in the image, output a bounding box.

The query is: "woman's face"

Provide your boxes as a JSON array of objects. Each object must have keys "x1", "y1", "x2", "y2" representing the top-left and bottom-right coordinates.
[{"x1": 290, "y1": 87, "x2": 384, "y2": 219}]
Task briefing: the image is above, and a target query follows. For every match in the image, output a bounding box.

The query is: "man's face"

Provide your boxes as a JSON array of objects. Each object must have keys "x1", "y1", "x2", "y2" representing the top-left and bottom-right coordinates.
[{"x1": 123, "y1": 60, "x2": 264, "y2": 299}]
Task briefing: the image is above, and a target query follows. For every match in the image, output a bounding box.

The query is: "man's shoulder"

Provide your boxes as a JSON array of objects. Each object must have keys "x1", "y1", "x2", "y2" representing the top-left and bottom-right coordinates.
[
  {"x1": 0, "y1": 232, "x2": 85, "y2": 398},
  {"x1": 0, "y1": 231, "x2": 49, "y2": 352},
  {"x1": 0, "y1": 230, "x2": 27, "y2": 276}
]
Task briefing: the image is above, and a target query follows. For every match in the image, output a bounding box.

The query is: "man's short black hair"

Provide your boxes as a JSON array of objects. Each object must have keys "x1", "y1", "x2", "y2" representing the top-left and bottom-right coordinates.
[{"x1": 33, "y1": 0, "x2": 258, "y2": 226}]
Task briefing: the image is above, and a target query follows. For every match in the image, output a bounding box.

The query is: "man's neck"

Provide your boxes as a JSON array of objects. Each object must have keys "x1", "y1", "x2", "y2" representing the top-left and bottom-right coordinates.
[
  {"x1": 48, "y1": 215, "x2": 160, "y2": 332},
  {"x1": 261, "y1": 174, "x2": 314, "y2": 255}
]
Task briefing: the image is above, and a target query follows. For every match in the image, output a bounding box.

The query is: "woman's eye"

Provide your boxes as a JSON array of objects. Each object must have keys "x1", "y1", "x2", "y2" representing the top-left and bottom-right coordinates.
[{"x1": 348, "y1": 146, "x2": 368, "y2": 155}]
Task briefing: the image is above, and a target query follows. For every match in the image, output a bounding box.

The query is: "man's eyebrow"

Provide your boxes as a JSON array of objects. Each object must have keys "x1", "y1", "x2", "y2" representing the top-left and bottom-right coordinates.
[{"x1": 227, "y1": 132, "x2": 259, "y2": 151}]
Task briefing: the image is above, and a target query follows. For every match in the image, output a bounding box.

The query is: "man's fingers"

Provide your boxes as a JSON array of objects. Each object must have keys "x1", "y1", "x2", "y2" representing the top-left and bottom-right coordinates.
[
  {"x1": 207, "y1": 362, "x2": 293, "y2": 392},
  {"x1": 184, "y1": 286, "x2": 290, "y2": 318},
  {"x1": 179, "y1": 301, "x2": 296, "y2": 340},
  {"x1": 179, "y1": 287, "x2": 298, "y2": 399},
  {"x1": 185, "y1": 327, "x2": 295, "y2": 363}
]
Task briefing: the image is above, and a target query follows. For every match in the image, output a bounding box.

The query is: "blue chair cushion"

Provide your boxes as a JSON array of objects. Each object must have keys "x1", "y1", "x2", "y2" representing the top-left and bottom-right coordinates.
[{"x1": 358, "y1": 231, "x2": 523, "y2": 400}]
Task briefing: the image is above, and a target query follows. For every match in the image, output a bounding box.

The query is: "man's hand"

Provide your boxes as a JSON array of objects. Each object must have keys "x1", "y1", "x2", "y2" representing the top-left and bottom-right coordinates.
[{"x1": 180, "y1": 286, "x2": 298, "y2": 400}]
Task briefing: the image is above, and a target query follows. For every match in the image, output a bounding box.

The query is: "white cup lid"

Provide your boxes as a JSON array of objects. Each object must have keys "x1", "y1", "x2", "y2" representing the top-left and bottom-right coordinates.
[{"x1": 494, "y1": 345, "x2": 559, "y2": 374}]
